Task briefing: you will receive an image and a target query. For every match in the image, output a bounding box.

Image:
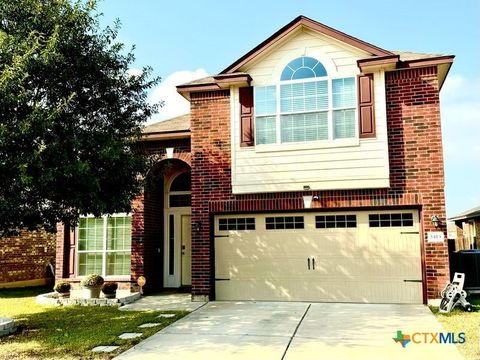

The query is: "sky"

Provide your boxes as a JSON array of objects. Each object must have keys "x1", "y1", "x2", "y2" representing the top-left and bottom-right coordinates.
[{"x1": 96, "y1": 0, "x2": 480, "y2": 217}]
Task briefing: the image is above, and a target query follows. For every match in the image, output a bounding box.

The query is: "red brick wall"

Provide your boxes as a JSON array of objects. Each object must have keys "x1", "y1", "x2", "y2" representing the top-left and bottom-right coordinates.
[
  {"x1": 190, "y1": 67, "x2": 448, "y2": 300},
  {"x1": 55, "y1": 224, "x2": 66, "y2": 278},
  {"x1": 386, "y1": 66, "x2": 448, "y2": 299},
  {"x1": 1, "y1": 229, "x2": 56, "y2": 285},
  {"x1": 130, "y1": 194, "x2": 145, "y2": 288},
  {"x1": 190, "y1": 90, "x2": 232, "y2": 299},
  {"x1": 137, "y1": 138, "x2": 190, "y2": 156}
]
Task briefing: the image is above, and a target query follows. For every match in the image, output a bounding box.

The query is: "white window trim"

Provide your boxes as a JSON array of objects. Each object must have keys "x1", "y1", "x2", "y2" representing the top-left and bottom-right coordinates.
[
  {"x1": 254, "y1": 72, "x2": 358, "y2": 150},
  {"x1": 76, "y1": 213, "x2": 131, "y2": 279}
]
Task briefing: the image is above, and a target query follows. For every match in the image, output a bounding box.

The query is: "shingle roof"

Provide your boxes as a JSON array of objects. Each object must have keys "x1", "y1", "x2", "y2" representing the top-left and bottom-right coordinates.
[
  {"x1": 178, "y1": 76, "x2": 215, "y2": 87},
  {"x1": 142, "y1": 113, "x2": 190, "y2": 134},
  {"x1": 177, "y1": 72, "x2": 251, "y2": 88},
  {"x1": 392, "y1": 51, "x2": 450, "y2": 61},
  {"x1": 449, "y1": 205, "x2": 480, "y2": 221},
  {"x1": 178, "y1": 51, "x2": 451, "y2": 88}
]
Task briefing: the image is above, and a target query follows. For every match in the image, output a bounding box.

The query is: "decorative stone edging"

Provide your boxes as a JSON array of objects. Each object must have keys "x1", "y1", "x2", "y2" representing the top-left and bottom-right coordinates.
[
  {"x1": 0, "y1": 317, "x2": 16, "y2": 337},
  {"x1": 35, "y1": 292, "x2": 141, "y2": 307}
]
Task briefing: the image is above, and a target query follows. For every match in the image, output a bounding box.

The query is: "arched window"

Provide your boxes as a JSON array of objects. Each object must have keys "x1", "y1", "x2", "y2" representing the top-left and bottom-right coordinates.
[
  {"x1": 280, "y1": 56, "x2": 327, "y2": 81},
  {"x1": 169, "y1": 172, "x2": 191, "y2": 207},
  {"x1": 254, "y1": 56, "x2": 356, "y2": 145},
  {"x1": 170, "y1": 172, "x2": 191, "y2": 192}
]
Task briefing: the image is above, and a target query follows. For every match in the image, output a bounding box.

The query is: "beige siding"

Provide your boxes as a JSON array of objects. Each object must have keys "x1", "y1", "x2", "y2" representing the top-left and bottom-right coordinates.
[
  {"x1": 230, "y1": 27, "x2": 390, "y2": 194},
  {"x1": 243, "y1": 28, "x2": 367, "y2": 84}
]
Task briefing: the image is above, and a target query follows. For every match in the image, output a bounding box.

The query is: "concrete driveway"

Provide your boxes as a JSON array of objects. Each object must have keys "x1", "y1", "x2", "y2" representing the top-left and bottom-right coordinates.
[{"x1": 115, "y1": 302, "x2": 464, "y2": 360}]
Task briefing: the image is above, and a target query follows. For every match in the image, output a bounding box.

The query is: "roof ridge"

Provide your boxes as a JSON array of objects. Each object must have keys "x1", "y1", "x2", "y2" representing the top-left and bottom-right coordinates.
[{"x1": 221, "y1": 15, "x2": 392, "y2": 74}]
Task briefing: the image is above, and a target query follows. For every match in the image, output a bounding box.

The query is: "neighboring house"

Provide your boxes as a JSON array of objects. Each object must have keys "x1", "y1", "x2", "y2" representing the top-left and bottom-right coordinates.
[
  {"x1": 55, "y1": 16, "x2": 453, "y2": 304},
  {"x1": 0, "y1": 230, "x2": 56, "y2": 288},
  {"x1": 449, "y1": 206, "x2": 480, "y2": 251}
]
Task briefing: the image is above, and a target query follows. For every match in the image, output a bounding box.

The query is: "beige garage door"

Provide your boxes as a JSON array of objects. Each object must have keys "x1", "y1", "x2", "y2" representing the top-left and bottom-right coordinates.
[{"x1": 214, "y1": 210, "x2": 423, "y2": 303}]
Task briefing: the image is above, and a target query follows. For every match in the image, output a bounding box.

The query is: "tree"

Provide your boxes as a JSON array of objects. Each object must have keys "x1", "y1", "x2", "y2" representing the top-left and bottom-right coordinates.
[{"x1": 0, "y1": 0, "x2": 159, "y2": 235}]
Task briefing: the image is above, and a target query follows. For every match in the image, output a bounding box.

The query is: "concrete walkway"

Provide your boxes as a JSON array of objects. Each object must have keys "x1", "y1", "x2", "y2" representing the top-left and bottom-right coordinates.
[
  {"x1": 119, "y1": 293, "x2": 206, "y2": 312},
  {"x1": 115, "y1": 301, "x2": 465, "y2": 360}
]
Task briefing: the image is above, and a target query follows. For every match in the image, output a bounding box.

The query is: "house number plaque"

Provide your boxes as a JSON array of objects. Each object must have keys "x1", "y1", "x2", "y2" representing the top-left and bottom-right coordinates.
[{"x1": 427, "y1": 232, "x2": 444, "y2": 243}]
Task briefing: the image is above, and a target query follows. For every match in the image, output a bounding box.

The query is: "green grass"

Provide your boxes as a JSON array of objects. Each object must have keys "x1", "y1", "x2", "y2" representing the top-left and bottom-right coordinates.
[
  {"x1": 0, "y1": 286, "x2": 187, "y2": 359},
  {"x1": 431, "y1": 294, "x2": 480, "y2": 360}
]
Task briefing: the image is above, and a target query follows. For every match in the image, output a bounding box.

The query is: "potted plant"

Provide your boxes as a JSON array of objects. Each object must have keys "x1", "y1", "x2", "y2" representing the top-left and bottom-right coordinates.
[
  {"x1": 101, "y1": 282, "x2": 118, "y2": 299},
  {"x1": 80, "y1": 274, "x2": 104, "y2": 299},
  {"x1": 53, "y1": 281, "x2": 71, "y2": 298}
]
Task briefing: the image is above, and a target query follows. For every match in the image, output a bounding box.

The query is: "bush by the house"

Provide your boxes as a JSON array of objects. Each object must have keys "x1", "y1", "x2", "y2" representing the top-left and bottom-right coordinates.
[
  {"x1": 53, "y1": 281, "x2": 71, "y2": 293},
  {"x1": 101, "y1": 282, "x2": 118, "y2": 295},
  {"x1": 80, "y1": 274, "x2": 104, "y2": 288}
]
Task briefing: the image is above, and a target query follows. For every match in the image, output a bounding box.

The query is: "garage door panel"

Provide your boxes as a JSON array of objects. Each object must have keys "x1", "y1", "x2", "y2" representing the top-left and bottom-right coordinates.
[
  {"x1": 220, "y1": 260, "x2": 309, "y2": 280},
  {"x1": 216, "y1": 279, "x2": 422, "y2": 303},
  {"x1": 215, "y1": 210, "x2": 422, "y2": 304},
  {"x1": 315, "y1": 255, "x2": 421, "y2": 278}
]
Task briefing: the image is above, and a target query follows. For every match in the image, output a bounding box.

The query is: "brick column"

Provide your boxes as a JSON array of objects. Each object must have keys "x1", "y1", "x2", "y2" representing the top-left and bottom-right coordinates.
[
  {"x1": 190, "y1": 90, "x2": 232, "y2": 301},
  {"x1": 386, "y1": 66, "x2": 449, "y2": 299},
  {"x1": 130, "y1": 193, "x2": 145, "y2": 291},
  {"x1": 55, "y1": 223, "x2": 66, "y2": 280}
]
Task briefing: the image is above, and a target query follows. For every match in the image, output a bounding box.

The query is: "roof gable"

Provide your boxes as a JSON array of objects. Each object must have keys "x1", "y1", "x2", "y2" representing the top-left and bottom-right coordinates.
[{"x1": 221, "y1": 15, "x2": 393, "y2": 74}]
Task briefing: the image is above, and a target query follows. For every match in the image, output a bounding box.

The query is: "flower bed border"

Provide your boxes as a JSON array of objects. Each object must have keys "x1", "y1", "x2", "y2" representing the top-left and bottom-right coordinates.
[{"x1": 35, "y1": 292, "x2": 141, "y2": 307}]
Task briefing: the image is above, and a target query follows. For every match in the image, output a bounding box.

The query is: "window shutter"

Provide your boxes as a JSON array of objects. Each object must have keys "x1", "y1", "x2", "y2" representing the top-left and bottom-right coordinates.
[
  {"x1": 357, "y1": 74, "x2": 375, "y2": 138},
  {"x1": 68, "y1": 226, "x2": 76, "y2": 276},
  {"x1": 239, "y1": 86, "x2": 254, "y2": 147}
]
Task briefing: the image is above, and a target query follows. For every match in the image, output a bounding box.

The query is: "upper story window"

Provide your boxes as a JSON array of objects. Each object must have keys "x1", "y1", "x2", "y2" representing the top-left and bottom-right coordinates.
[
  {"x1": 280, "y1": 56, "x2": 327, "y2": 80},
  {"x1": 254, "y1": 56, "x2": 356, "y2": 145}
]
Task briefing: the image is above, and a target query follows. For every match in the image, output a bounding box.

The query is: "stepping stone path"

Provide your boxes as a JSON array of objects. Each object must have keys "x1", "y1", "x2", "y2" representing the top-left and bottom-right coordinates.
[
  {"x1": 91, "y1": 345, "x2": 119, "y2": 353},
  {"x1": 0, "y1": 317, "x2": 16, "y2": 337},
  {"x1": 138, "y1": 323, "x2": 162, "y2": 328},
  {"x1": 118, "y1": 332, "x2": 143, "y2": 340},
  {"x1": 157, "y1": 314, "x2": 176, "y2": 318},
  {"x1": 91, "y1": 316, "x2": 178, "y2": 353}
]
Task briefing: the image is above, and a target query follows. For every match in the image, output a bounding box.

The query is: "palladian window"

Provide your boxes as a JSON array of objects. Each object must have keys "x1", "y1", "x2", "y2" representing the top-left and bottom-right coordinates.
[{"x1": 254, "y1": 56, "x2": 356, "y2": 145}]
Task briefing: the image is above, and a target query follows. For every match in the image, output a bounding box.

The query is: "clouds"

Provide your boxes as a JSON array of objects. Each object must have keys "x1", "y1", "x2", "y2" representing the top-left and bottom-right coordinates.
[{"x1": 147, "y1": 68, "x2": 208, "y2": 124}]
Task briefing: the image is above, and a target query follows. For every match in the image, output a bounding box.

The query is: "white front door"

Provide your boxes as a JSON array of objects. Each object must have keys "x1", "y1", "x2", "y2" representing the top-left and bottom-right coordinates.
[
  {"x1": 164, "y1": 170, "x2": 191, "y2": 288},
  {"x1": 164, "y1": 211, "x2": 191, "y2": 288}
]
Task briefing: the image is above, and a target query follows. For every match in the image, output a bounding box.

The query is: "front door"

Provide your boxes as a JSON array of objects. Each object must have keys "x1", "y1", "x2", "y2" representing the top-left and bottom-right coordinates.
[
  {"x1": 181, "y1": 214, "x2": 192, "y2": 286},
  {"x1": 164, "y1": 171, "x2": 191, "y2": 288}
]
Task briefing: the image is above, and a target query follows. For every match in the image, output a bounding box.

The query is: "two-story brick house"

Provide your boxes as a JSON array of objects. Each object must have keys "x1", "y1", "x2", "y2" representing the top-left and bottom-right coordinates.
[{"x1": 56, "y1": 16, "x2": 453, "y2": 304}]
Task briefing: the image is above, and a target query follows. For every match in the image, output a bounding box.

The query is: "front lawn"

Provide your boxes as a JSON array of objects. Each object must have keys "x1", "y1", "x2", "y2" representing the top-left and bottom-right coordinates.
[
  {"x1": 0, "y1": 286, "x2": 187, "y2": 359},
  {"x1": 432, "y1": 295, "x2": 480, "y2": 360}
]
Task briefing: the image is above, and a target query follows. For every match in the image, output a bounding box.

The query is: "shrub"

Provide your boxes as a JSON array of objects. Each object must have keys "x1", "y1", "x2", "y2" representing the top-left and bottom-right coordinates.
[
  {"x1": 80, "y1": 274, "x2": 104, "y2": 287},
  {"x1": 101, "y1": 282, "x2": 118, "y2": 295},
  {"x1": 53, "y1": 281, "x2": 71, "y2": 293}
]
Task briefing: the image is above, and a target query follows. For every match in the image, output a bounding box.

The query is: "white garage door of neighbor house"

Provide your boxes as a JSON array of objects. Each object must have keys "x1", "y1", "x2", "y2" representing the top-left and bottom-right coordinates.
[{"x1": 214, "y1": 210, "x2": 423, "y2": 304}]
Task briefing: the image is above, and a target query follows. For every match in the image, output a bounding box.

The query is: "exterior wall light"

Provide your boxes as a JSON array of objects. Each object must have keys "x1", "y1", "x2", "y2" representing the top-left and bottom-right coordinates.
[
  {"x1": 431, "y1": 215, "x2": 441, "y2": 228},
  {"x1": 303, "y1": 195, "x2": 313, "y2": 209},
  {"x1": 193, "y1": 221, "x2": 202, "y2": 232},
  {"x1": 166, "y1": 147, "x2": 174, "y2": 159}
]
